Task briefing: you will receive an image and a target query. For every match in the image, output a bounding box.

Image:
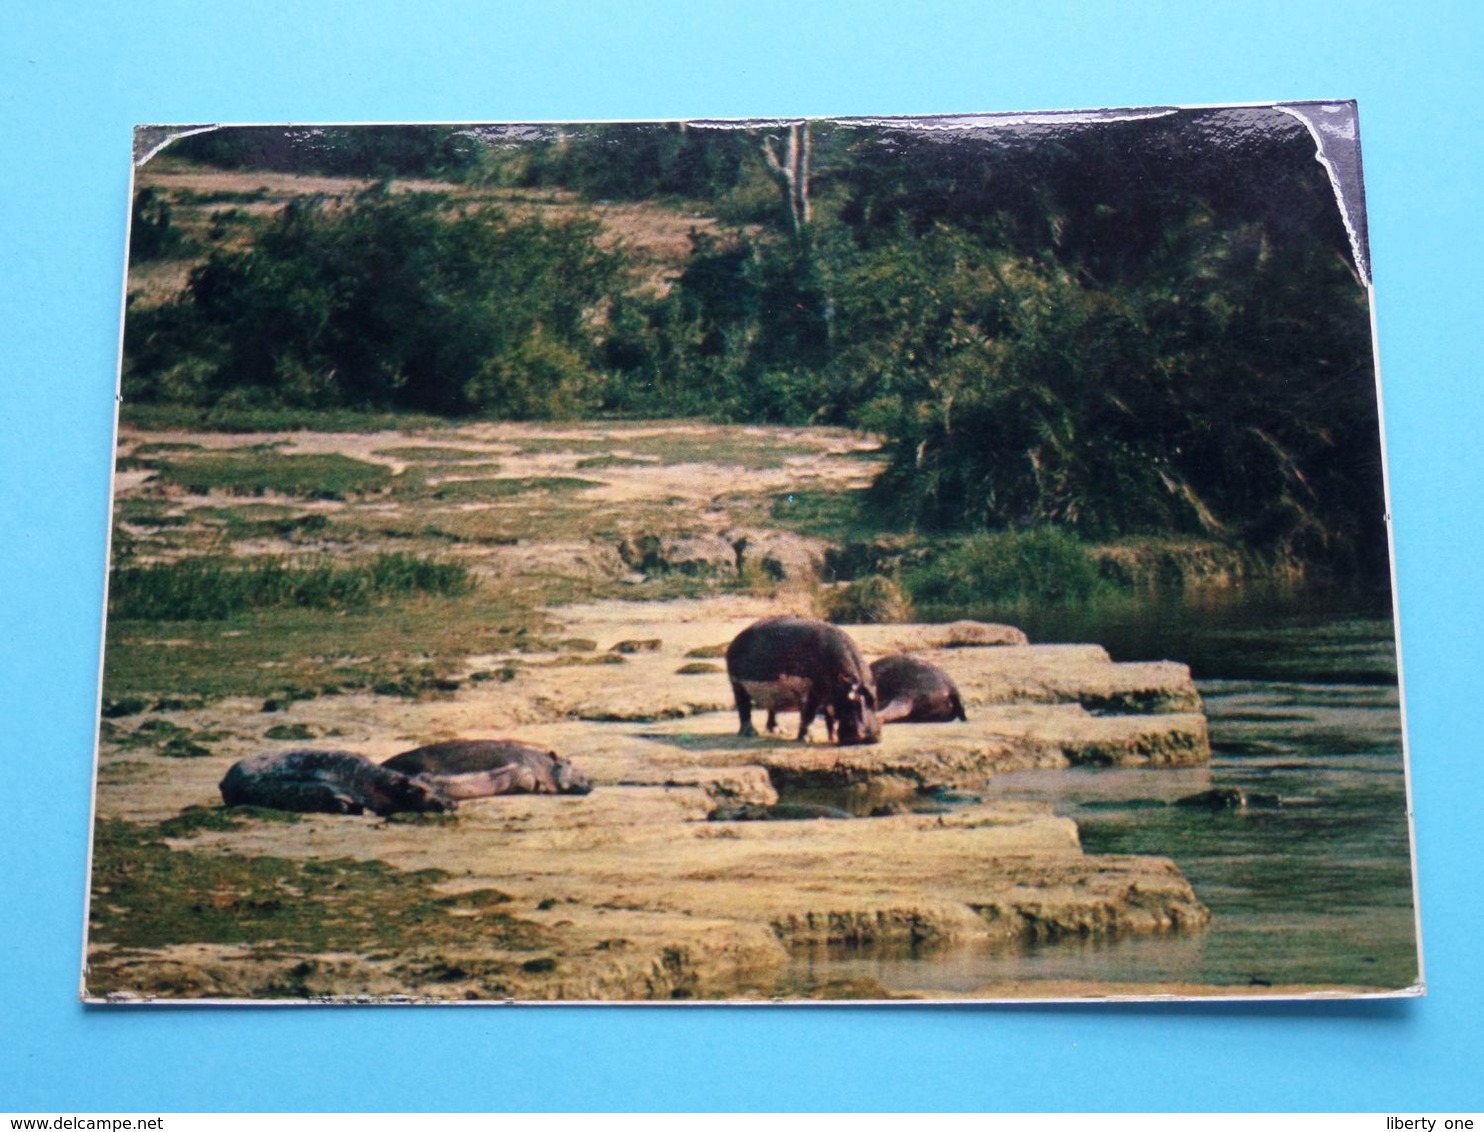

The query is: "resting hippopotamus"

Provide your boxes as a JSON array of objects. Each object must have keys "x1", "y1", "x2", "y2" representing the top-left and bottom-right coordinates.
[
  {"x1": 382, "y1": 739, "x2": 593, "y2": 797},
  {"x1": 870, "y1": 654, "x2": 968, "y2": 723},
  {"x1": 725, "y1": 616, "x2": 881, "y2": 745},
  {"x1": 219, "y1": 749, "x2": 455, "y2": 816}
]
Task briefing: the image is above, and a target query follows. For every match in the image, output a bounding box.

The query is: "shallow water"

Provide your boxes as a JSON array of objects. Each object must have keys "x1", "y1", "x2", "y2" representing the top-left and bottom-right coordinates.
[{"x1": 785, "y1": 589, "x2": 1421, "y2": 996}]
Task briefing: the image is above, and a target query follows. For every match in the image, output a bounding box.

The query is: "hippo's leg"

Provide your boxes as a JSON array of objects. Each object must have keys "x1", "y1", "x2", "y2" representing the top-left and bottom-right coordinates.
[
  {"x1": 511, "y1": 765, "x2": 541, "y2": 794},
  {"x1": 292, "y1": 782, "x2": 363, "y2": 814},
  {"x1": 765, "y1": 709, "x2": 781, "y2": 735},
  {"x1": 270, "y1": 780, "x2": 364, "y2": 814},
  {"x1": 875, "y1": 697, "x2": 914, "y2": 725},
  {"x1": 951, "y1": 691, "x2": 968, "y2": 722},
  {"x1": 797, "y1": 691, "x2": 821, "y2": 742},
  {"x1": 429, "y1": 765, "x2": 528, "y2": 799},
  {"x1": 732, "y1": 681, "x2": 758, "y2": 738}
]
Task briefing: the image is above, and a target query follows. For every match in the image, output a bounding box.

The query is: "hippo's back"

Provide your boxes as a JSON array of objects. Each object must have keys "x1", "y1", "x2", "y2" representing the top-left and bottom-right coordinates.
[
  {"x1": 871, "y1": 655, "x2": 968, "y2": 723},
  {"x1": 384, "y1": 739, "x2": 551, "y2": 776},
  {"x1": 725, "y1": 616, "x2": 870, "y2": 684}
]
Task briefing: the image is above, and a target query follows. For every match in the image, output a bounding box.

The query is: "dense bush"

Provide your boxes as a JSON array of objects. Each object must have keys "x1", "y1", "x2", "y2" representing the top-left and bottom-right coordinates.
[
  {"x1": 124, "y1": 186, "x2": 624, "y2": 416},
  {"x1": 822, "y1": 575, "x2": 914, "y2": 624},
  {"x1": 518, "y1": 123, "x2": 756, "y2": 202},
  {"x1": 166, "y1": 126, "x2": 490, "y2": 180},
  {"x1": 129, "y1": 188, "x2": 185, "y2": 261},
  {"x1": 905, "y1": 530, "x2": 1112, "y2": 609}
]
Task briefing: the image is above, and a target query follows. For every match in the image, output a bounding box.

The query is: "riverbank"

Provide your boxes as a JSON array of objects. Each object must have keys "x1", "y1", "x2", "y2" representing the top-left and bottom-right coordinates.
[
  {"x1": 88, "y1": 591, "x2": 1219, "y2": 1001},
  {"x1": 92, "y1": 418, "x2": 1419, "y2": 1002}
]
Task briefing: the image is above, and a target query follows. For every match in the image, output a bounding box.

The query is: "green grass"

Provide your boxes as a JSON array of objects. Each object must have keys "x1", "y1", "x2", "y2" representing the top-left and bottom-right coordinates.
[
  {"x1": 169, "y1": 187, "x2": 273, "y2": 205},
  {"x1": 87, "y1": 816, "x2": 547, "y2": 966},
  {"x1": 622, "y1": 432, "x2": 822, "y2": 469},
  {"x1": 109, "y1": 553, "x2": 473, "y2": 620},
  {"x1": 512, "y1": 427, "x2": 833, "y2": 469},
  {"x1": 574, "y1": 455, "x2": 654, "y2": 470},
  {"x1": 102, "y1": 584, "x2": 554, "y2": 702},
  {"x1": 100, "y1": 717, "x2": 234, "y2": 758},
  {"x1": 150, "y1": 451, "x2": 393, "y2": 499},
  {"x1": 185, "y1": 505, "x2": 332, "y2": 543},
  {"x1": 115, "y1": 498, "x2": 190, "y2": 527},
  {"x1": 414, "y1": 476, "x2": 602, "y2": 504},
  {"x1": 374, "y1": 446, "x2": 499, "y2": 463},
  {"x1": 767, "y1": 488, "x2": 870, "y2": 541},
  {"x1": 333, "y1": 492, "x2": 686, "y2": 546},
  {"x1": 132, "y1": 442, "x2": 205, "y2": 455},
  {"x1": 821, "y1": 575, "x2": 913, "y2": 624}
]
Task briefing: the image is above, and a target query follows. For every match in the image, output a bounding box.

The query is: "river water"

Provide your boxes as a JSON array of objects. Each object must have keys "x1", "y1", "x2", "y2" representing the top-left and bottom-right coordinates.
[{"x1": 790, "y1": 586, "x2": 1421, "y2": 996}]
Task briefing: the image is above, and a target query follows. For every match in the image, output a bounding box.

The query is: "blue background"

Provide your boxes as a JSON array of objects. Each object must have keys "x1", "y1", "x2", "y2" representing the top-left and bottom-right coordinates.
[{"x1": 3, "y1": 0, "x2": 1480, "y2": 1112}]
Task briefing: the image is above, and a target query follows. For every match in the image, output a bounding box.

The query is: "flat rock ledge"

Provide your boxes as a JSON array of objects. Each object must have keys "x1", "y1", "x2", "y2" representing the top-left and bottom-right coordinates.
[
  {"x1": 89, "y1": 788, "x2": 1210, "y2": 1003},
  {"x1": 89, "y1": 599, "x2": 1215, "y2": 1002}
]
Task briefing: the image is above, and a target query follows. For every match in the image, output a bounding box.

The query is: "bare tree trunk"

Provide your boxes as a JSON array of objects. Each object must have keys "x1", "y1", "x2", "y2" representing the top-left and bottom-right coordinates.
[{"x1": 762, "y1": 122, "x2": 812, "y2": 237}]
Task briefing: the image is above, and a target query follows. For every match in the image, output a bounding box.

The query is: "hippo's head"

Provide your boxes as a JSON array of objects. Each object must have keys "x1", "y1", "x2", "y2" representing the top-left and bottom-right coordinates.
[
  {"x1": 371, "y1": 770, "x2": 457, "y2": 815},
  {"x1": 832, "y1": 676, "x2": 881, "y2": 746},
  {"x1": 550, "y1": 753, "x2": 594, "y2": 795}
]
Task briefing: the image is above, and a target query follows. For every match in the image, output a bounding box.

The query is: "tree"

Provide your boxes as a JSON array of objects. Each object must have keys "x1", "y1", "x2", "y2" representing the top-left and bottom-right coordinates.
[{"x1": 761, "y1": 122, "x2": 812, "y2": 237}]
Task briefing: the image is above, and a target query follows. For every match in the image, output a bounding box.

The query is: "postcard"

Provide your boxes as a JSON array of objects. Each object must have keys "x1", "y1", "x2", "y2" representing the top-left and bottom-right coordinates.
[{"x1": 87, "y1": 104, "x2": 1419, "y2": 1002}]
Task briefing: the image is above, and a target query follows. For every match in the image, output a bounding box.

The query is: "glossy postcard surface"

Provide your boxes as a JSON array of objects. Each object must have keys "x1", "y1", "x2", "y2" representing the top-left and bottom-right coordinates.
[{"x1": 87, "y1": 106, "x2": 1419, "y2": 1003}]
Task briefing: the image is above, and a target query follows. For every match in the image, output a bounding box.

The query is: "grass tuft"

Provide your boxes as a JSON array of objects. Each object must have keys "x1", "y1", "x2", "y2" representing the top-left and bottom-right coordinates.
[{"x1": 110, "y1": 553, "x2": 474, "y2": 621}]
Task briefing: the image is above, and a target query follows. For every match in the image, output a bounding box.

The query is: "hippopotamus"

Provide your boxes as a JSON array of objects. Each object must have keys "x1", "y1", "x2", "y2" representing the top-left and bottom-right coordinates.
[
  {"x1": 870, "y1": 654, "x2": 968, "y2": 724},
  {"x1": 219, "y1": 749, "x2": 455, "y2": 816},
  {"x1": 724, "y1": 616, "x2": 881, "y2": 745},
  {"x1": 382, "y1": 739, "x2": 593, "y2": 797}
]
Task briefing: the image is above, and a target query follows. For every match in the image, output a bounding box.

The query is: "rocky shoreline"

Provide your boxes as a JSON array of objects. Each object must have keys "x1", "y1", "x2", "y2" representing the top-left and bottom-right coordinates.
[{"x1": 88, "y1": 594, "x2": 1217, "y2": 1002}]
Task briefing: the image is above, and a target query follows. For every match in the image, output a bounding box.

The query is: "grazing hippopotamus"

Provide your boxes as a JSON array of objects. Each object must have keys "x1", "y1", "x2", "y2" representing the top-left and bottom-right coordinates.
[
  {"x1": 870, "y1": 654, "x2": 968, "y2": 724},
  {"x1": 219, "y1": 749, "x2": 455, "y2": 816},
  {"x1": 382, "y1": 739, "x2": 593, "y2": 797},
  {"x1": 725, "y1": 616, "x2": 881, "y2": 745}
]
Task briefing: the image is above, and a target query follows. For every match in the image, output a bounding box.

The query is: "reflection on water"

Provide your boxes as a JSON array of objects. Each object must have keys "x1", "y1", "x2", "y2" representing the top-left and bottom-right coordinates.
[{"x1": 783, "y1": 588, "x2": 1421, "y2": 996}]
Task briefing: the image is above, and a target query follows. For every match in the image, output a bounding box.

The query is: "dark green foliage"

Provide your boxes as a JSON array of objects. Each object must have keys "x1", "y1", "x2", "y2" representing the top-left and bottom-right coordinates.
[
  {"x1": 110, "y1": 553, "x2": 474, "y2": 620},
  {"x1": 264, "y1": 723, "x2": 316, "y2": 741},
  {"x1": 906, "y1": 529, "x2": 1112, "y2": 608},
  {"x1": 419, "y1": 476, "x2": 600, "y2": 503},
  {"x1": 127, "y1": 111, "x2": 1387, "y2": 580},
  {"x1": 102, "y1": 696, "x2": 151, "y2": 718},
  {"x1": 120, "y1": 404, "x2": 451, "y2": 433},
  {"x1": 125, "y1": 186, "x2": 624, "y2": 417},
  {"x1": 156, "y1": 806, "x2": 304, "y2": 837},
  {"x1": 519, "y1": 123, "x2": 753, "y2": 202},
  {"x1": 767, "y1": 489, "x2": 868, "y2": 541},
  {"x1": 165, "y1": 125, "x2": 489, "y2": 180}
]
